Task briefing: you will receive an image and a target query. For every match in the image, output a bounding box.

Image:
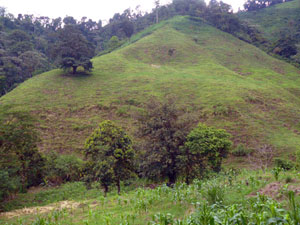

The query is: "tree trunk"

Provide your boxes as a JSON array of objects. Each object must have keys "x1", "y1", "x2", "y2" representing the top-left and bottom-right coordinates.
[
  {"x1": 103, "y1": 185, "x2": 108, "y2": 197},
  {"x1": 167, "y1": 172, "x2": 177, "y2": 187},
  {"x1": 117, "y1": 179, "x2": 121, "y2": 195},
  {"x1": 72, "y1": 66, "x2": 77, "y2": 74},
  {"x1": 185, "y1": 174, "x2": 190, "y2": 185}
]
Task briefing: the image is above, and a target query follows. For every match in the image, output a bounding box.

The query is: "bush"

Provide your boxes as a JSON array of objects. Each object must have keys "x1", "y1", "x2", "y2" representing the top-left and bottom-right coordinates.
[
  {"x1": 44, "y1": 153, "x2": 84, "y2": 185},
  {"x1": 0, "y1": 170, "x2": 19, "y2": 203},
  {"x1": 274, "y1": 158, "x2": 294, "y2": 170},
  {"x1": 0, "y1": 111, "x2": 45, "y2": 198},
  {"x1": 232, "y1": 144, "x2": 251, "y2": 157}
]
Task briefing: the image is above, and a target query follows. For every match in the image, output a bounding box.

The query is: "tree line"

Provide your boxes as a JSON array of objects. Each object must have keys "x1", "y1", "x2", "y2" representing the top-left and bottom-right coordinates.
[{"x1": 0, "y1": 97, "x2": 232, "y2": 207}]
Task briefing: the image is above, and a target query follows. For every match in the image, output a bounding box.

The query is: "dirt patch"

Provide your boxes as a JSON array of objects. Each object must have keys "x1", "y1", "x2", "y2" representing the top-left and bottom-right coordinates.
[
  {"x1": 249, "y1": 182, "x2": 300, "y2": 200},
  {"x1": 233, "y1": 68, "x2": 252, "y2": 76},
  {"x1": 42, "y1": 89, "x2": 58, "y2": 95},
  {"x1": 151, "y1": 64, "x2": 161, "y2": 69},
  {"x1": 0, "y1": 201, "x2": 80, "y2": 219},
  {"x1": 273, "y1": 67, "x2": 285, "y2": 75}
]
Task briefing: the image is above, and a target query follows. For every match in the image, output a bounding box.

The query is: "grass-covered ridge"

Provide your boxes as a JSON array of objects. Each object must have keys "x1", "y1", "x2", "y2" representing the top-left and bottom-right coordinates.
[
  {"x1": 1, "y1": 16, "x2": 300, "y2": 160},
  {"x1": 238, "y1": 0, "x2": 300, "y2": 41}
]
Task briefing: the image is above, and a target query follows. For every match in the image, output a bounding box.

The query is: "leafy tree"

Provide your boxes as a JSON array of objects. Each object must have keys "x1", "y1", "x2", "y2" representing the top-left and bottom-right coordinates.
[
  {"x1": 84, "y1": 120, "x2": 135, "y2": 195},
  {"x1": 19, "y1": 51, "x2": 49, "y2": 75},
  {"x1": 137, "y1": 96, "x2": 194, "y2": 185},
  {"x1": 182, "y1": 123, "x2": 232, "y2": 184},
  {"x1": 108, "y1": 36, "x2": 121, "y2": 51},
  {"x1": 55, "y1": 25, "x2": 94, "y2": 74},
  {"x1": 0, "y1": 111, "x2": 45, "y2": 200},
  {"x1": 63, "y1": 16, "x2": 77, "y2": 25}
]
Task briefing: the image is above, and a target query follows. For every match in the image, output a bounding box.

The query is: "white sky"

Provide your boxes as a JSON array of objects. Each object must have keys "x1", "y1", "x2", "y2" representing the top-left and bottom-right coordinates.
[{"x1": 0, "y1": 0, "x2": 244, "y2": 23}]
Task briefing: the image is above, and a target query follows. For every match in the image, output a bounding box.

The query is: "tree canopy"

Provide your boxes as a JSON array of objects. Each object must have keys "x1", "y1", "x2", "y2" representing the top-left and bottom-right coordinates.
[
  {"x1": 84, "y1": 120, "x2": 135, "y2": 194},
  {"x1": 54, "y1": 25, "x2": 94, "y2": 74},
  {"x1": 137, "y1": 96, "x2": 195, "y2": 185},
  {"x1": 182, "y1": 123, "x2": 232, "y2": 183},
  {"x1": 0, "y1": 111, "x2": 45, "y2": 204}
]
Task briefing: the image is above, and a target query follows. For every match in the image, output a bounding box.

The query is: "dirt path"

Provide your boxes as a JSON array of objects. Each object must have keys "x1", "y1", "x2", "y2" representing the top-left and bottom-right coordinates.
[{"x1": 0, "y1": 201, "x2": 81, "y2": 219}]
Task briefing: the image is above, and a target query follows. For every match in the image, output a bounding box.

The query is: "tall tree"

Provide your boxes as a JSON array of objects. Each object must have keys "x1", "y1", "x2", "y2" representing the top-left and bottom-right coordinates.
[
  {"x1": 55, "y1": 25, "x2": 94, "y2": 74},
  {"x1": 0, "y1": 111, "x2": 45, "y2": 198},
  {"x1": 137, "y1": 96, "x2": 194, "y2": 185},
  {"x1": 84, "y1": 120, "x2": 135, "y2": 195}
]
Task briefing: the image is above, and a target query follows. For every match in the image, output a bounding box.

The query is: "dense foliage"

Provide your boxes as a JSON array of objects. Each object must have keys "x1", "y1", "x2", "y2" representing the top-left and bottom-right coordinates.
[
  {"x1": 182, "y1": 123, "x2": 232, "y2": 184},
  {"x1": 54, "y1": 25, "x2": 94, "y2": 74},
  {"x1": 83, "y1": 120, "x2": 135, "y2": 195},
  {"x1": 137, "y1": 97, "x2": 195, "y2": 185},
  {"x1": 0, "y1": 111, "x2": 44, "y2": 204}
]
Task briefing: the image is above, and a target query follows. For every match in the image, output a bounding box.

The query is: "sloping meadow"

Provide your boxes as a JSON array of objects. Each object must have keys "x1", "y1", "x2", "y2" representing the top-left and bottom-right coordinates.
[{"x1": 1, "y1": 16, "x2": 300, "y2": 158}]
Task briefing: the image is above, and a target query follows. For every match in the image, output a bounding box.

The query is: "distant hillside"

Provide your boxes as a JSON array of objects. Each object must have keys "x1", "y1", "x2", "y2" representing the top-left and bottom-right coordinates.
[
  {"x1": 239, "y1": 0, "x2": 300, "y2": 41},
  {"x1": 1, "y1": 16, "x2": 300, "y2": 164}
]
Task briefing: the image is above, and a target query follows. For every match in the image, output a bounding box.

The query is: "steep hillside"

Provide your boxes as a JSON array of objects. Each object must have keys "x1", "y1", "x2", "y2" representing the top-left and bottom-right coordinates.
[
  {"x1": 239, "y1": 0, "x2": 300, "y2": 41},
  {"x1": 1, "y1": 16, "x2": 300, "y2": 162}
]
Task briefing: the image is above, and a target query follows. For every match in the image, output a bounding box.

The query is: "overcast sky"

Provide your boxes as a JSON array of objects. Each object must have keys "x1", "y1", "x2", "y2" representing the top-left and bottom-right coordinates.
[{"x1": 0, "y1": 0, "x2": 244, "y2": 23}]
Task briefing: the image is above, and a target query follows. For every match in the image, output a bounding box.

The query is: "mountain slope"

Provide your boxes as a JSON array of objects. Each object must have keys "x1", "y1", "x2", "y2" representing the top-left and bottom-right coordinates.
[
  {"x1": 1, "y1": 16, "x2": 300, "y2": 162},
  {"x1": 238, "y1": 0, "x2": 300, "y2": 41}
]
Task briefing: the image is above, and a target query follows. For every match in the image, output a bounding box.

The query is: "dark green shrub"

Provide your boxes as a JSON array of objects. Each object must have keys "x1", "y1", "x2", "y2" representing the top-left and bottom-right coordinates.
[
  {"x1": 232, "y1": 144, "x2": 251, "y2": 157},
  {"x1": 0, "y1": 170, "x2": 20, "y2": 203},
  {"x1": 0, "y1": 111, "x2": 45, "y2": 197},
  {"x1": 274, "y1": 158, "x2": 294, "y2": 170},
  {"x1": 44, "y1": 153, "x2": 84, "y2": 185}
]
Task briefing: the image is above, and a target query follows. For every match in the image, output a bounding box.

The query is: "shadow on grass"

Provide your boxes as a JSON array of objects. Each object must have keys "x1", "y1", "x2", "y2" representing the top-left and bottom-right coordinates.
[{"x1": 60, "y1": 71, "x2": 93, "y2": 78}]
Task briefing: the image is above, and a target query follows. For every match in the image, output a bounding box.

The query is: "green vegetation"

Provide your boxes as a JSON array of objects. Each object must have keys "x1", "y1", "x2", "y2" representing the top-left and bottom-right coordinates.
[
  {"x1": 1, "y1": 16, "x2": 300, "y2": 160},
  {"x1": 182, "y1": 123, "x2": 232, "y2": 183},
  {"x1": 239, "y1": 0, "x2": 300, "y2": 63},
  {"x1": 239, "y1": 0, "x2": 300, "y2": 41},
  {"x1": 54, "y1": 25, "x2": 94, "y2": 74},
  {"x1": 83, "y1": 120, "x2": 135, "y2": 195},
  {"x1": 1, "y1": 169, "x2": 300, "y2": 224},
  {"x1": 1, "y1": 0, "x2": 300, "y2": 223},
  {"x1": 0, "y1": 111, "x2": 45, "y2": 204}
]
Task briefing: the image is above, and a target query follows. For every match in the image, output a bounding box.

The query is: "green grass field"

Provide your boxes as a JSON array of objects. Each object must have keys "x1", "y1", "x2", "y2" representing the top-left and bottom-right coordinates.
[
  {"x1": 1, "y1": 169, "x2": 300, "y2": 224},
  {"x1": 1, "y1": 16, "x2": 300, "y2": 160}
]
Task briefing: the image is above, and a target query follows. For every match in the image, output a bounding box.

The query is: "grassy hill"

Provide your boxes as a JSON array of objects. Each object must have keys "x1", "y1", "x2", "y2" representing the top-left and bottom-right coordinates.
[
  {"x1": 1, "y1": 16, "x2": 300, "y2": 163},
  {"x1": 238, "y1": 0, "x2": 300, "y2": 41}
]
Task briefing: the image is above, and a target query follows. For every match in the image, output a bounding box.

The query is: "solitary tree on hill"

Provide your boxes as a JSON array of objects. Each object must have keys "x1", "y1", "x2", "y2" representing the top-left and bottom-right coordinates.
[{"x1": 55, "y1": 25, "x2": 94, "y2": 74}]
